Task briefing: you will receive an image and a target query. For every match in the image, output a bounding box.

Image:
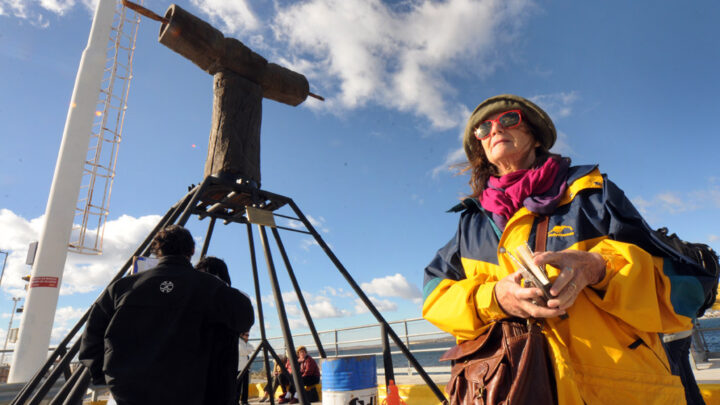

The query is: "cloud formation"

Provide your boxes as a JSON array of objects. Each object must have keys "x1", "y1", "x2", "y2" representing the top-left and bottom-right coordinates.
[
  {"x1": 354, "y1": 297, "x2": 397, "y2": 314},
  {"x1": 632, "y1": 180, "x2": 720, "y2": 217},
  {"x1": 361, "y1": 273, "x2": 422, "y2": 303},
  {"x1": 0, "y1": 0, "x2": 96, "y2": 27},
  {"x1": 49, "y1": 305, "x2": 85, "y2": 344},
  {"x1": 0, "y1": 209, "x2": 162, "y2": 297},
  {"x1": 530, "y1": 91, "x2": 579, "y2": 119},
  {"x1": 190, "y1": 0, "x2": 259, "y2": 34},
  {"x1": 273, "y1": 289, "x2": 350, "y2": 321},
  {"x1": 7, "y1": 0, "x2": 540, "y2": 134},
  {"x1": 272, "y1": 0, "x2": 533, "y2": 129}
]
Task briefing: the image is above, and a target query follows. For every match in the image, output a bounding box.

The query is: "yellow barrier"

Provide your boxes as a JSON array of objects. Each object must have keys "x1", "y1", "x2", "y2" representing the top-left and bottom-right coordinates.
[
  {"x1": 226, "y1": 381, "x2": 720, "y2": 404},
  {"x1": 702, "y1": 384, "x2": 720, "y2": 405},
  {"x1": 378, "y1": 383, "x2": 448, "y2": 405}
]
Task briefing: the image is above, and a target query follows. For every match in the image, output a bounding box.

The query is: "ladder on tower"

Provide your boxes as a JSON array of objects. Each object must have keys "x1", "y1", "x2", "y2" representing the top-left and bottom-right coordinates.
[{"x1": 70, "y1": 0, "x2": 141, "y2": 255}]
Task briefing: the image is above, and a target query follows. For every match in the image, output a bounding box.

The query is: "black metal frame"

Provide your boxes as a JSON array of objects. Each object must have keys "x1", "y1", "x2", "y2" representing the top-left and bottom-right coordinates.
[{"x1": 12, "y1": 176, "x2": 447, "y2": 404}]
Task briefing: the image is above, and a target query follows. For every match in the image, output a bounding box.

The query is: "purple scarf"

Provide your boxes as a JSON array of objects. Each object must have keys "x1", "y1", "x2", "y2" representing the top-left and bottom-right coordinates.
[{"x1": 480, "y1": 157, "x2": 570, "y2": 229}]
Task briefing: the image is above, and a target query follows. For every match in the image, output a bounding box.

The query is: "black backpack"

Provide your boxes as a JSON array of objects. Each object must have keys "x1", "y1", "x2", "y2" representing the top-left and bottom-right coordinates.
[{"x1": 654, "y1": 227, "x2": 720, "y2": 318}]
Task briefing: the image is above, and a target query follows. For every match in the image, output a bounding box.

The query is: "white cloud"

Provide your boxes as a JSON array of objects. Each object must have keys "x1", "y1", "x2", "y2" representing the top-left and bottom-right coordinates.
[
  {"x1": 285, "y1": 304, "x2": 301, "y2": 317},
  {"x1": 0, "y1": 0, "x2": 29, "y2": 18},
  {"x1": 633, "y1": 192, "x2": 693, "y2": 216},
  {"x1": 49, "y1": 306, "x2": 86, "y2": 344},
  {"x1": 530, "y1": 91, "x2": 579, "y2": 119},
  {"x1": 0, "y1": 0, "x2": 94, "y2": 26},
  {"x1": 285, "y1": 215, "x2": 329, "y2": 250},
  {"x1": 632, "y1": 180, "x2": 720, "y2": 218},
  {"x1": 281, "y1": 290, "x2": 301, "y2": 303},
  {"x1": 0, "y1": 209, "x2": 162, "y2": 297},
  {"x1": 431, "y1": 145, "x2": 466, "y2": 178},
  {"x1": 191, "y1": 0, "x2": 259, "y2": 34},
  {"x1": 300, "y1": 239, "x2": 319, "y2": 251},
  {"x1": 656, "y1": 193, "x2": 690, "y2": 214},
  {"x1": 272, "y1": 0, "x2": 533, "y2": 130},
  {"x1": 631, "y1": 196, "x2": 651, "y2": 216},
  {"x1": 354, "y1": 297, "x2": 397, "y2": 314},
  {"x1": 39, "y1": 0, "x2": 75, "y2": 15},
  {"x1": 319, "y1": 286, "x2": 353, "y2": 298},
  {"x1": 289, "y1": 317, "x2": 308, "y2": 330},
  {"x1": 361, "y1": 273, "x2": 421, "y2": 302},
  {"x1": 54, "y1": 305, "x2": 85, "y2": 324},
  {"x1": 308, "y1": 299, "x2": 350, "y2": 318},
  {"x1": 286, "y1": 214, "x2": 329, "y2": 234},
  {"x1": 7, "y1": 0, "x2": 538, "y2": 133},
  {"x1": 278, "y1": 290, "x2": 349, "y2": 319},
  {"x1": 709, "y1": 235, "x2": 719, "y2": 242},
  {"x1": 550, "y1": 130, "x2": 573, "y2": 156}
]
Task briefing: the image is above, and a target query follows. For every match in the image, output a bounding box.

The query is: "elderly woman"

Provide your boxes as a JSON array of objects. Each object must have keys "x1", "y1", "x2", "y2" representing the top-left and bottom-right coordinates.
[{"x1": 422, "y1": 95, "x2": 706, "y2": 404}]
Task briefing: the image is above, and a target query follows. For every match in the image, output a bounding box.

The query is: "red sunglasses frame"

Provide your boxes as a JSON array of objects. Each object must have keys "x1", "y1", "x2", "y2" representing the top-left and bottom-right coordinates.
[{"x1": 474, "y1": 109, "x2": 523, "y2": 140}]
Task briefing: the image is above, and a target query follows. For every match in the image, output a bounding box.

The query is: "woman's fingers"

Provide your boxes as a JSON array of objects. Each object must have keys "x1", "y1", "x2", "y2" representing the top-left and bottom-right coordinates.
[
  {"x1": 535, "y1": 250, "x2": 606, "y2": 286},
  {"x1": 495, "y1": 271, "x2": 566, "y2": 319},
  {"x1": 546, "y1": 283, "x2": 579, "y2": 310},
  {"x1": 533, "y1": 249, "x2": 607, "y2": 311},
  {"x1": 549, "y1": 267, "x2": 575, "y2": 296}
]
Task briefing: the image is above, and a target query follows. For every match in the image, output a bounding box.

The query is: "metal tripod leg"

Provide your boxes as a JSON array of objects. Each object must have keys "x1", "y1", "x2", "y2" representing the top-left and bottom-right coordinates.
[
  {"x1": 257, "y1": 225, "x2": 310, "y2": 405},
  {"x1": 199, "y1": 217, "x2": 217, "y2": 258},
  {"x1": 288, "y1": 199, "x2": 447, "y2": 403},
  {"x1": 245, "y1": 223, "x2": 277, "y2": 405},
  {"x1": 270, "y1": 227, "x2": 326, "y2": 358}
]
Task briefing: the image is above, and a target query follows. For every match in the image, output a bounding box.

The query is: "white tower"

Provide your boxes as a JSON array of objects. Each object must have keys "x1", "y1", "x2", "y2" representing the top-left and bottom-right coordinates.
[{"x1": 8, "y1": 0, "x2": 140, "y2": 382}]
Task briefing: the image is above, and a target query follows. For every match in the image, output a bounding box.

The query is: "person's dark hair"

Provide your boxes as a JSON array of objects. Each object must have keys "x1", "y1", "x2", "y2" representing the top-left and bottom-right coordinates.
[
  {"x1": 150, "y1": 225, "x2": 195, "y2": 258},
  {"x1": 460, "y1": 121, "x2": 560, "y2": 198},
  {"x1": 195, "y1": 256, "x2": 231, "y2": 286}
]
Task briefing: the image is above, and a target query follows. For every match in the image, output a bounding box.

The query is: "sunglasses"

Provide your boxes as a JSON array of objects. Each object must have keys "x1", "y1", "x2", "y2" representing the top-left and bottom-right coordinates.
[{"x1": 474, "y1": 110, "x2": 523, "y2": 140}]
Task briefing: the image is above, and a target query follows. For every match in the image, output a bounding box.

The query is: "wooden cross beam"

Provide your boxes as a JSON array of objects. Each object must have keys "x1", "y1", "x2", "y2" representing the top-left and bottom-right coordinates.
[{"x1": 143, "y1": 3, "x2": 322, "y2": 186}]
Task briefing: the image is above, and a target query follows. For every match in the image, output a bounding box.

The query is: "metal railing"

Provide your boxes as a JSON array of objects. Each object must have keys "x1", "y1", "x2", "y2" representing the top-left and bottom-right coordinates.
[
  {"x1": 246, "y1": 317, "x2": 455, "y2": 377},
  {"x1": 248, "y1": 315, "x2": 720, "y2": 375},
  {"x1": 690, "y1": 317, "x2": 720, "y2": 363}
]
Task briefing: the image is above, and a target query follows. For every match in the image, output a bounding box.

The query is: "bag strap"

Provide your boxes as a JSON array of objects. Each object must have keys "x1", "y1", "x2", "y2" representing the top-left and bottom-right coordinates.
[{"x1": 535, "y1": 216, "x2": 549, "y2": 253}]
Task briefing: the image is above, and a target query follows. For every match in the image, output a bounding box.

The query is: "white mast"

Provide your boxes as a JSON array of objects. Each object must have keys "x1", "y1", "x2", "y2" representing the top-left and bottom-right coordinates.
[{"x1": 8, "y1": 0, "x2": 119, "y2": 382}]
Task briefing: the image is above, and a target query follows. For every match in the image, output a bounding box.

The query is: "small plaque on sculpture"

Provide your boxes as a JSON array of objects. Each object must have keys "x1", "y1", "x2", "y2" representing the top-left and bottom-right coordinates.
[{"x1": 246, "y1": 206, "x2": 276, "y2": 227}]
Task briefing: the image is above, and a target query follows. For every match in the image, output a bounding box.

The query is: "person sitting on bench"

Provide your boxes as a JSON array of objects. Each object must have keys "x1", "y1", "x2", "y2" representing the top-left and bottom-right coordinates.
[{"x1": 280, "y1": 346, "x2": 320, "y2": 403}]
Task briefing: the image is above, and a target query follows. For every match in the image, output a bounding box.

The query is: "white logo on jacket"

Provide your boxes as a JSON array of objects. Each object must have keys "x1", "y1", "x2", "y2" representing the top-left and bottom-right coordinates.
[{"x1": 159, "y1": 281, "x2": 174, "y2": 293}]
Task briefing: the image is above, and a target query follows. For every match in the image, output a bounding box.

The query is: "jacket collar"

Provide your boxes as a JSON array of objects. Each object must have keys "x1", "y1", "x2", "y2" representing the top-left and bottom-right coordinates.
[{"x1": 157, "y1": 255, "x2": 193, "y2": 269}]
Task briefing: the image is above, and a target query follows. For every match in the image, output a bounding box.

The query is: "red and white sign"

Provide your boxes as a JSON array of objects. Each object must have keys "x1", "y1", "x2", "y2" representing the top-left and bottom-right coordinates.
[{"x1": 30, "y1": 276, "x2": 59, "y2": 288}]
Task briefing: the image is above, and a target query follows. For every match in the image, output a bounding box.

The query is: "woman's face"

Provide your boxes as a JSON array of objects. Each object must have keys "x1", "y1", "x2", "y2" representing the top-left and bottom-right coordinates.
[
  {"x1": 297, "y1": 349, "x2": 306, "y2": 360},
  {"x1": 478, "y1": 111, "x2": 540, "y2": 175}
]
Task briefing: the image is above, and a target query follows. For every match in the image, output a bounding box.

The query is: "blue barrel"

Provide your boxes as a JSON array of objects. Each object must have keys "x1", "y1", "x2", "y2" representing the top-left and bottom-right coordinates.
[{"x1": 321, "y1": 355, "x2": 377, "y2": 391}]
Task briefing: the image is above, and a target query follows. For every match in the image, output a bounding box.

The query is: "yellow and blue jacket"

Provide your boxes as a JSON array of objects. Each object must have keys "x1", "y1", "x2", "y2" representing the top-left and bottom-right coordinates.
[{"x1": 422, "y1": 165, "x2": 711, "y2": 404}]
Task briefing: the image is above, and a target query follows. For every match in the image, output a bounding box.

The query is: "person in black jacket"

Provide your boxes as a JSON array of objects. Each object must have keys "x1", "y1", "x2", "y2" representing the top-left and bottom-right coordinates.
[
  {"x1": 195, "y1": 256, "x2": 244, "y2": 405},
  {"x1": 79, "y1": 225, "x2": 254, "y2": 405}
]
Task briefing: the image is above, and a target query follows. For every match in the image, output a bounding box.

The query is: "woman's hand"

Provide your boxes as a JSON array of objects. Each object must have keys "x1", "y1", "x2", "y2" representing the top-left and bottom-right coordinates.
[
  {"x1": 533, "y1": 250, "x2": 606, "y2": 311},
  {"x1": 494, "y1": 271, "x2": 567, "y2": 319}
]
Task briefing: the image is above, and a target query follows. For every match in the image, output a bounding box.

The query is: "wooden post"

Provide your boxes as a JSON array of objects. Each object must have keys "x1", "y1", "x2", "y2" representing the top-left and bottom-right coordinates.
[
  {"x1": 157, "y1": 4, "x2": 313, "y2": 184},
  {"x1": 204, "y1": 70, "x2": 262, "y2": 184}
]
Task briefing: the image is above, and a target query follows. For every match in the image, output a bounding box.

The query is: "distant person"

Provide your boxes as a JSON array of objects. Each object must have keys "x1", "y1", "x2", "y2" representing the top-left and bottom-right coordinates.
[
  {"x1": 237, "y1": 331, "x2": 254, "y2": 405},
  {"x1": 79, "y1": 225, "x2": 254, "y2": 405},
  {"x1": 260, "y1": 356, "x2": 290, "y2": 403},
  {"x1": 283, "y1": 346, "x2": 320, "y2": 403},
  {"x1": 196, "y1": 256, "x2": 248, "y2": 405},
  {"x1": 422, "y1": 94, "x2": 711, "y2": 404}
]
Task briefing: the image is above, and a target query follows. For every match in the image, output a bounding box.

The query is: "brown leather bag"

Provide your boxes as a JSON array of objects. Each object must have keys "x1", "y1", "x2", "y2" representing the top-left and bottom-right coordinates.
[
  {"x1": 439, "y1": 319, "x2": 556, "y2": 405},
  {"x1": 438, "y1": 216, "x2": 556, "y2": 405}
]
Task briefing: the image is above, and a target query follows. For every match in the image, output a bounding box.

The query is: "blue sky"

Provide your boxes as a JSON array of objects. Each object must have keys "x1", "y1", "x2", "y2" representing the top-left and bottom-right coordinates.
[{"x1": 1, "y1": 0, "x2": 719, "y2": 346}]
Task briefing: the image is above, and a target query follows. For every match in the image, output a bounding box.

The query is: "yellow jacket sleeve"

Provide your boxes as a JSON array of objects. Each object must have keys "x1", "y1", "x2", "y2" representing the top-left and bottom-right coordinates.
[
  {"x1": 422, "y1": 270, "x2": 507, "y2": 342},
  {"x1": 587, "y1": 239, "x2": 693, "y2": 333}
]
